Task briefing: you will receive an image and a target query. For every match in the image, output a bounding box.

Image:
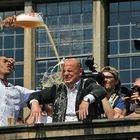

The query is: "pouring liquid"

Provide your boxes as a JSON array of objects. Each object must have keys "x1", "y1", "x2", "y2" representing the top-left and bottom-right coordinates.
[
  {"x1": 43, "y1": 24, "x2": 61, "y2": 65},
  {"x1": 1, "y1": 16, "x2": 61, "y2": 68},
  {"x1": 16, "y1": 20, "x2": 61, "y2": 67}
]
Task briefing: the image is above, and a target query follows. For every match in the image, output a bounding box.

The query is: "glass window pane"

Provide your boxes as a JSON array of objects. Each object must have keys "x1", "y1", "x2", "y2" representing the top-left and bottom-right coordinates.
[
  {"x1": 119, "y1": 12, "x2": 130, "y2": 25},
  {"x1": 4, "y1": 50, "x2": 14, "y2": 58},
  {"x1": 120, "y1": 71, "x2": 130, "y2": 83},
  {"x1": 47, "y1": 3, "x2": 58, "y2": 16},
  {"x1": 120, "y1": 57, "x2": 130, "y2": 69},
  {"x1": 71, "y1": 14, "x2": 81, "y2": 25},
  {"x1": 15, "y1": 49, "x2": 24, "y2": 61},
  {"x1": 109, "y1": 13, "x2": 118, "y2": 26},
  {"x1": 38, "y1": 47, "x2": 47, "y2": 57},
  {"x1": 16, "y1": 35, "x2": 24, "y2": 48},
  {"x1": 15, "y1": 65, "x2": 23, "y2": 77},
  {"x1": 84, "y1": 28, "x2": 92, "y2": 40},
  {"x1": 109, "y1": 27, "x2": 118, "y2": 40},
  {"x1": 132, "y1": 26, "x2": 140, "y2": 38},
  {"x1": 60, "y1": 30, "x2": 71, "y2": 43},
  {"x1": 3, "y1": 28, "x2": 15, "y2": 34},
  {"x1": 108, "y1": 42, "x2": 118, "y2": 54},
  {"x1": 132, "y1": 56, "x2": 140, "y2": 69},
  {"x1": 132, "y1": 70, "x2": 140, "y2": 82},
  {"x1": 15, "y1": 79, "x2": 23, "y2": 86},
  {"x1": 84, "y1": 42, "x2": 92, "y2": 54},
  {"x1": 119, "y1": 26, "x2": 130, "y2": 39},
  {"x1": 119, "y1": 2, "x2": 130, "y2": 12},
  {"x1": 47, "y1": 16, "x2": 58, "y2": 27},
  {"x1": 0, "y1": 36, "x2": 2, "y2": 47},
  {"x1": 60, "y1": 15, "x2": 70, "y2": 26},
  {"x1": 83, "y1": 13, "x2": 92, "y2": 25},
  {"x1": 36, "y1": 4, "x2": 46, "y2": 14},
  {"x1": 110, "y1": 3, "x2": 118, "y2": 12},
  {"x1": 59, "y1": 2, "x2": 69, "y2": 15},
  {"x1": 119, "y1": 41, "x2": 130, "y2": 53},
  {"x1": 131, "y1": 11, "x2": 140, "y2": 24},
  {"x1": 72, "y1": 43, "x2": 82, "y2": 55},
  {"x1": 38, "y1": 31, "x2": 47, "y2": 44},
  {"x1": 70, "y1": 1, "x2": 81, "y2": 14},
  {"x1": 131, "y1": 1, "x2": 140, "y2": 11},
  {"x1": 59, "y1": 44, "x2": 71, "y2": 56},
  {"x1": 109, "y1": 58, "x2": 118, "y2": 68},
  {"x1": 15, "y1": 28, "x2": 24, "y2": 34},
  {"x1": 36, "y1": 62, "x2": 47, "y2": 73},
  {"x1": 4, "y1": 36, "x2": 14, "y2": 49},
  {"x1": 72, "y1": 30, "x2": 83, "y2": 42},
  {"x1": 0, "y1": 51, "x2": 2, "y2": 56},
  {"x1": 82, "y1": 0, "x2": 92, "y2": 12}
]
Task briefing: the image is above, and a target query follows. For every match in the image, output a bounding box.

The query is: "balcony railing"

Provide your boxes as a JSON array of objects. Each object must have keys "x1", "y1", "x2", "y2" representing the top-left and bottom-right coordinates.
[{"x1": 0, "y1": 117, "x2": 140, "y2": 140}]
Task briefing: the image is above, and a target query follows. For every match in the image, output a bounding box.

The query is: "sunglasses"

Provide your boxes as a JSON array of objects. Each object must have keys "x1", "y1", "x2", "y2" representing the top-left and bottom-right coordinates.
[{"x1": 104, "y1": 75, "x2": 114, "y2": 79}]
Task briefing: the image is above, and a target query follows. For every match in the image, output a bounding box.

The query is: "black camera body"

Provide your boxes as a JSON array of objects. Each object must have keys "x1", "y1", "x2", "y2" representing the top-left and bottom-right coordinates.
[
  {"x1": 82, "y1": 71, "x2": 104, "y2": 86},
  {"x1": 82, "y1": 57, "x2": 104, "y2": 86},
  {"x1": 120, "y1": 86, "x2": 140, "y2": 97},
  {"x1": 129, "y1": 86, "x2": 140, "y2": 96}
]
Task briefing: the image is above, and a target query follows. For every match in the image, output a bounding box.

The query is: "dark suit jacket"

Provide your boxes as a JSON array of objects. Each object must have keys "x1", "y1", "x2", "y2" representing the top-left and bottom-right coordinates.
[{"x1": 27, "y1": 78, "x2": 106, "y2": 122}]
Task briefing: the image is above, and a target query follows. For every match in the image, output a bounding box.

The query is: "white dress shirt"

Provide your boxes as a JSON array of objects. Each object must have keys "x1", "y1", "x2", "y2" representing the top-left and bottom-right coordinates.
[
  {"x1": 0, "y1": 80, "x2": 35, "y2": 126},
  {"x1": 65, "y1": 79, "x2": 95, "y2": 122}
]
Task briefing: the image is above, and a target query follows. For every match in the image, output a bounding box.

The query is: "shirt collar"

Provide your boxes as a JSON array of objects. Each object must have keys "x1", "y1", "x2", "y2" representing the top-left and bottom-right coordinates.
[{"x1": 66, "y1": 79, "x2": 81, "y2": 91}]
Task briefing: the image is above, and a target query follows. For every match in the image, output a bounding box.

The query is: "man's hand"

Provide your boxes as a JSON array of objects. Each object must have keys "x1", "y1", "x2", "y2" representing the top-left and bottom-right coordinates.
[
  {"x1": 76, "y1": 100, "x2": 89, "y2": 120},
  {"x1": 113, "y1": 111, "x2": 124, "y2": 119},
  {"x1": 131, "y1": 92, "x2": 139, "y2": 101},
  {"x1": 2, "y1": 15, "x2": 16, "y2": 27},
  {"x1": 28, "y1": 101, "x2": 42, "y2": 123}
]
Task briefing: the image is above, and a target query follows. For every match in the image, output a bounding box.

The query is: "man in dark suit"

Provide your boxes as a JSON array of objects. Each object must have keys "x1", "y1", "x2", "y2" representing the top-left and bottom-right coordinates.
[{"x1": 27, "y1": 58, "x2": 107, "y2": 123}]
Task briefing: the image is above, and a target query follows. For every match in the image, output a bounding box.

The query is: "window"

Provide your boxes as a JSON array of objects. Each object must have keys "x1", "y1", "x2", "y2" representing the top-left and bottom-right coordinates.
[
  {"x1": 109, "y1": 1, "x2": 140, "y2": 87},
  {"x1": 35, "y1": 0, "x2": 93, "y2": 88}
]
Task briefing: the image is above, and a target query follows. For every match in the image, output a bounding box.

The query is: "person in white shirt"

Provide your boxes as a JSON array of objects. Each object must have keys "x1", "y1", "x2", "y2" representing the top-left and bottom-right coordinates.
[{"x1": 0, "y1": 56, "x2": 35, "y2": 126}]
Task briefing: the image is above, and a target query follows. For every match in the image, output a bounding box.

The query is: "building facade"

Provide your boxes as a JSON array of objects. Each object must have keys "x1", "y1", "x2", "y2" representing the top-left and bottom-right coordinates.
[{"x1": 0, "y1": 0, "x2": 140, "y2": 91}]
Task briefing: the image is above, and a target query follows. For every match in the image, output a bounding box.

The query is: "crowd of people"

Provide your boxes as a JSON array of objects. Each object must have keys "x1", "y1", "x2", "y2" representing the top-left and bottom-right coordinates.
[
  {"x1": 0, "y1": 56, "x2": 140, "y2": 126},
  {"x1": 0, "y1": 14, "x2": 140, "y2": 127}
]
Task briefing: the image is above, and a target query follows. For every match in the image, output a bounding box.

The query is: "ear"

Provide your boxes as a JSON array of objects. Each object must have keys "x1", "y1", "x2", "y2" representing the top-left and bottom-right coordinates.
[
  {"x1": 79, "y1": 68, "x2": 84, "y2": 76},
  {"x1": 115, "y1": 79, "x2": 119, "y2": 86}
]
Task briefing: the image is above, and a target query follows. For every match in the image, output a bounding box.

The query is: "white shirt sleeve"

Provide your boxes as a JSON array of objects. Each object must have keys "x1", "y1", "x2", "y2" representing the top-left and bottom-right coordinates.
[{"x1": 84, "y1": 94, "x2": 95, "y2": 104}]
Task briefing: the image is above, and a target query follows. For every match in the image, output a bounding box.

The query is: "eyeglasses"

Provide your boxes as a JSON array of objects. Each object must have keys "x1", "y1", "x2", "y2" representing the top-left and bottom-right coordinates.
[{"x1": 104, "y1": 76, "x2": 114, "y2": 79}]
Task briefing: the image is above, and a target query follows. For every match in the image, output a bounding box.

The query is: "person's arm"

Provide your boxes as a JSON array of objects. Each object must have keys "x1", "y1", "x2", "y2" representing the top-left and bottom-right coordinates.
[
  {"x1": 1, "y1": 15, "x2": 16, "y2": 28},
  {"x1": 27, "y1": 86, "x2": 56, "y2": 108},
  {"x1": 77, "y1": 79, "x2": 107, "y2": 120},
  {"x1": 113, "y1": 97, "x2": 125, "y2": 114},
  {"x1": 85, "y1": 81, "x2": 107, "y2": 101},
  {"x1": 26, "y1": 86, "x2": 56, "y2": 123},
  {"x1": 102, "y1": 97, "x2": 125, "y2": 119},
  {"x1": 101, "y1": 97, "x2": 114, "y2": 119}
]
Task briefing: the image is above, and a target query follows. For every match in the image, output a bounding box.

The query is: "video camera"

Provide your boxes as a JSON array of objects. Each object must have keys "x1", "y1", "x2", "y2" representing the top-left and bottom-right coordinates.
[
  {"x1": 82, "y1": 57, "x2": 104, "y2": 86},
  {"x1": 120, "y1": 86, "x2": 140, "y2": 97}
]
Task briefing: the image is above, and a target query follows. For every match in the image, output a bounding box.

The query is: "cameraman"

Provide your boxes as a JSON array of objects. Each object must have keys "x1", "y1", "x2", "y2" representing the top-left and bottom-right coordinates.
[{"x1": 126, "y1": 78, "x2": 140, "y2": 118}]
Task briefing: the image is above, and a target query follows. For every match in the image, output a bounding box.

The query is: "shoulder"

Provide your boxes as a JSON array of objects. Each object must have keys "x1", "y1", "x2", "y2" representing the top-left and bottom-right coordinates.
[
  {"x1": 14, "y1": 85, "x2": 35, "y2": 93},
  {"x1": 83, "y1": 78, "x2": 96, "y2": 86}
]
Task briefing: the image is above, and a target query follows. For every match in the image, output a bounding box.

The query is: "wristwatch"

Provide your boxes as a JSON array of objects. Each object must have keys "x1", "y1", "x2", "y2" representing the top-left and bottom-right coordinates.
[{"x1": 83, "y1": 97, "x2": 90, "y2": 103}]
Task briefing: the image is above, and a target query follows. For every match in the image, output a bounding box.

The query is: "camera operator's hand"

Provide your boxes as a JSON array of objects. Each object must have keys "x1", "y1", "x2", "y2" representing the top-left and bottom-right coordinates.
[
  {"x1": 121, "y1": 96, "x2": 130, "y2": 102},
  {"x1": 131, "y1": 92, "x2": 139, "y2": 101}
]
